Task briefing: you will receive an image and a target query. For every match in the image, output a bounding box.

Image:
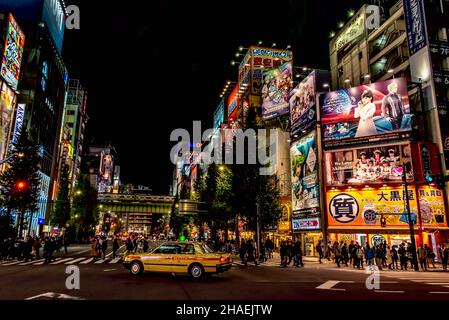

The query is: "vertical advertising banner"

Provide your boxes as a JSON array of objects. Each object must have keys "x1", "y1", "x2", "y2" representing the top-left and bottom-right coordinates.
[
  {"x1": 0, "y1": 81, "x2": 15, "y2": 161},
  {"x1": 403, "y1": 0, "x2": 428, "y2": 55},
  {"x1": 1, "y1": 14, "x2": 25, "y2": 90},
  {"x1": 42, "y1": 0, "x2": 66, "y2": 53},
  {"x1": 290, "y1": 130, "x2": 319, "y2": 216},
  {"x1": 261, "y1": 62, "x2": 292, "y2": 120},
  {"x1": 417, "y1": 186, "x2": 447, "y2": 227},
  {"x1": 290, "y1": 71, "x2": 316, "y2": 135},
  {"x1": 227, "y1": 85, "x2": 239, "y2": 124},
  {"x1": 11, "y1": 103, "x2": 25, "y2": 144},
  {"x1": 320, "y1": 78, "x2": 411, "y2": 147}
]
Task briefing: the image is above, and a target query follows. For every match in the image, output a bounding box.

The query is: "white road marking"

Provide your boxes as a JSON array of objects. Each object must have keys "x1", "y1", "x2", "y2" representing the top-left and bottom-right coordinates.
[
  {"x1": 429, "y1": 291, "x2": 449, "y2": 294},
  {"x1": 316, "y1": 280, "x2": 354, "y2": 291},
  {"x1": 374, "y1": 290, "x2": 405, "y2": 293},
  {"x1": 94, "y1": 259, "x2": 108, "y2": 264},
  {"x1": 103, "y1": 268, "x2": 116, "y2": 272},
  {"x1": 50, "y1": 258, "x2": 74, "y2": 265},
  {"x1": 109, "y1": 257, "x2": 121, "y2": 264},
  {"x1": 65, "y1": 258, "x2": 87, "y2": 264},
  {"x1": 1, "y1": 261, "x2": 25, "y2": 266},
  {"x1": 79, "y1": 258, "x2": 94, "y2": 264},
  {"x1": 18, "y1": 259, "x2": 45, "y2": 265}
]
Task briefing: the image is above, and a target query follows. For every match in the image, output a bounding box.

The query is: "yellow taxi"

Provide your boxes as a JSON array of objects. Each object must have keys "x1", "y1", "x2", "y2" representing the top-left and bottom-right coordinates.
[{"x1": 123, "y1": 241, "x2": 232, "y2": 278}]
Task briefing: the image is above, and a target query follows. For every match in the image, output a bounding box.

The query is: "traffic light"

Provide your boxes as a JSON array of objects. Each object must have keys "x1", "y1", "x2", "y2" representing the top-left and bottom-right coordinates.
[
  {"x1": 15, "y1": 180, "x2": 28, "y2": 192},
  {"x1": 380, "y1": 216, "x2": 387, "y2": 228}
]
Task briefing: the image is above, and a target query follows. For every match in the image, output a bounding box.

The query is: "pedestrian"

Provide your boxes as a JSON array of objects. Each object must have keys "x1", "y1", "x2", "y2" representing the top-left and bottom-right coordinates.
[
  {"x1": 398, "y1": 243, "x2": 407, "y2": 270},
  {"x1": 386, "y1": 245, "x2": 393, "y2": 269},
  {"x1": 375, "y1": 245, "x2": 383, "y2": 270},
  {"x1": 391, "y1": 245, "x2": 398, "y2": 269},
  {"x1": 280, "y1": 241, "x2": 288, "y2": 267},
  {"x1": 406, "y1": 242, "x2": 415, "y2": 269},
  {"x1": 442, "y1": 245, "x2": 449, "y2": 271},
  {"x1": 239, "y1": 239, "x2": 247, "y2": 265},
  {"x1": 356, "y1": 244, "x2": 365, "y2": 269},
  {"x1": 316, "y1": 240, "x2": 324, "y2": 264},
  {"x1": 143, "y1": 238, "x2": 149, "y2": 253},
  {"x1": 43, "y1": 237, "x2": 54, "y2": 264},
  {"x1": 348, "y1": 240, "x2": 355, "y2": 265},
  {"x1": 265, "y1": 238, "x2": 273, "y2": 259},
  {"x1": 63, "y1": 236, "x2": 69, "y2": 254},
  {"x1": 418, "y1": 244, "x2": 427, "y2": 271},
  {"x1": 333, "y1": 241, "x2": 341, "y2": 267},
  {"x1": 33, "y1": 237, "x2": 42, "y2": 259},
  {"x1": 125, "y1": 237, "x2": 133, "y2": 256},
  {"x1": 101, "y1": 237, "x2": 108, "y2": 260},
  {"x1": 286, "y1": 240, "x2": 293, "y2": 266},
  {"x1": 245, "y1": 239, "x2": 257, "y2": 266},
  {"x1": 113, "y1": 236, "x2": 119, "y2": 258},
  {"x1": 293, "y1": 240, "x2": 303, "y2": 267},
  {"x1": 326, "y1": 241, "x2": 333, "y2": 261},
  {"x1": 365, "y1": 243, "x2": 374, "y2": 266},
  {"x1": 341, "y1": 242, "x2": 349, "y2": 266},
  {"x1": 94, "y1": 237, "x2": 101, "y2": 259},
  {"x1": 425, "y1": 244, "x2": 436, "y2": 269}
]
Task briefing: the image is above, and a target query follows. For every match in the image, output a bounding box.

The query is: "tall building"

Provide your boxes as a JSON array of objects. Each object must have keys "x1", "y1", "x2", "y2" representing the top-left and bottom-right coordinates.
[
  {"x1": 0, "y1": 1, "x2": 69, "y2": 236},
  {"x1": 324, "y1": 0, "x2": 449, "y2": 250},
  {"x1": 83, "y1": 145, "x2": 118, "y2": 194}
]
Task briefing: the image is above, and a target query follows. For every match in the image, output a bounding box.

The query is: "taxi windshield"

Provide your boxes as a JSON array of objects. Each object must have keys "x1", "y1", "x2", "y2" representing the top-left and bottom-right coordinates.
[{"x1": 201, "y1": 243, "x2": 214, "y2": 253}]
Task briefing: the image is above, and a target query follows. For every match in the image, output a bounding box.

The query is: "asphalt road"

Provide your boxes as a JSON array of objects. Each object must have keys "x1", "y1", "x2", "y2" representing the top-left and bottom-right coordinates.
[{"x1": 2, "y1": 245, "x2": 449, "y2": 301}]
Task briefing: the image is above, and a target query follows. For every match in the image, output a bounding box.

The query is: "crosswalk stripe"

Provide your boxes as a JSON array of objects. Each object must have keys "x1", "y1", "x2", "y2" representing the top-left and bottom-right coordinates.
[
  {"x1": 94, "y1": 259, "x2": 108, "y2": 264},
  {"x1": 1, "y1": 260, "x2": 24, "y2": 266},
  {"x1": 34, "y1": 258, "x2": 61, "y2": 265},
  {"x1": 65, "y1": 258, "x2": 87, "y2": 264},
  {"x1": 109, "y1": 257, "x2": 121, "y2": 264},
  {"x1": 50, "y1": 258, "x2": 74, "y2": 265},
  {"x1": 18, "y1": 259, "x2": 45, "y2": 266},
  {"x1": 427, "y1": 283, "x2": 449, "y2": 285},
  {"x1": 80, "y1": 258, "x2": 94, "y2": 264}
]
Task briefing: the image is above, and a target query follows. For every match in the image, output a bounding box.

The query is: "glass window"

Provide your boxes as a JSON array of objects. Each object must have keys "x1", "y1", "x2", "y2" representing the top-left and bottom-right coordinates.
[
  {"x1": 153, "y1": 245, "x2": 179, "y2": 254},
  {"x1": 178, "y1": 244, "x2": 195, "y2": 254}
]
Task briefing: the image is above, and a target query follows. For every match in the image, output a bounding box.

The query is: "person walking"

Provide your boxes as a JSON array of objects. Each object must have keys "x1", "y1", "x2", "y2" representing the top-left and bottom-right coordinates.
[
  {"x1": 341, "y1": 242, "x2": 349, "y2": 266},
  {"x1": 245, "y1": 239, "x2": 257, "y2": 266},
  {"x1": 280, "y1": 241, "x2": 288, "y2": 267},
  {"x1": 418, "y1": 244, "x2": 427, "y2": 271},
  {"x1": 63, "y1": 236, "x2": 69, "y2": 255},
  {"x1": 43, "y1": 237, "x2": 54, "y2": 264},
  {"x1": 101, "y1": 237, "x2": 108, "y2": 260},
  {"x1": 441, "y1": 245, "x2": 449, "y2": 271},
  {"x1": 33, "y1": 237, "x2": 42, "y2": 259},
  {"x1": 398, "y1": 243, "x2": 407, "y2": 270},
  {"x1": 293, "y1": 240, "x2": 303, "y2": 267},
  {"x1": 333, "y1": 241, "x2": 341, "y2": 267},
  {"x1": 356, "y1": 244, "x2": 365, "y2": 269},
  {"x1": 386, "y1": 245, "x2": 393, "y2": 269},
  {"x1": 375, "y1": 245, "x2": 383, "y2": 270},
  {"x1": 391, "y1": 245, "x2": 399, "y2": 269},
  {"x1": 125, "y1": 237, "x2": 133, "y2": 256},
  {"x1": 425, "y1": 244, "x2": 436, "y2": 269},
  {"x1": 113, "y1": 236, "x2": 120, "y2": 258},
  {"x1": 365, "y1": 243, "x2": 374, "y2": 266},
  {"x1": 316, "y1": 240, "x2": 324, "y2": 264},
  {"x1": 239, "y1": 239, "x2": 247, "y2": 265}
]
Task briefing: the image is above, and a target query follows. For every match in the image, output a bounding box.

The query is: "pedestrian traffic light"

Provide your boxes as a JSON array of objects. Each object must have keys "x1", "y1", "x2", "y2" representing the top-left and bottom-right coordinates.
[
  {"x1": 380, "y1": 216, "x2": 387, "y2": 228},
  {"x1": 15, "y1": 180, "x2": 28, "y2": 192}
]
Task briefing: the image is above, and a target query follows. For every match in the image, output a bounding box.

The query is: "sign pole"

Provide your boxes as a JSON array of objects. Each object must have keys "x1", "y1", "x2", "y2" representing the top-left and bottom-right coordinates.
[{"x1": 403, "y1": 163, "x2": 419, "y2": 271}]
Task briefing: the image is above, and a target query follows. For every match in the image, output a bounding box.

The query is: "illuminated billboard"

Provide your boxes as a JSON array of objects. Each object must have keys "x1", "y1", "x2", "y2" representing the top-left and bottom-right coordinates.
[
  {"x1": 213, "y1": 98, "x2": 225, "y2": 129},
  {"x1": 0, "y1": 81, "x2": 16, "y2": 161},
  {"x1": 261, "y1": 62, "x2": 292, "y2": 120},
  {"x1": 326, "y1": 186, "x2": 418, "y2": 229},
  {"x1": 290, "y1": 71, "x2": 316, "y2": 135},
  {"x1": 418, "y1": 186, "x2": 447, "y2": 228},
  {"x1": 227, "y1": 85, "x2": 238, "y2": 124},
  {"x1": 1, "y1": 14, "x2": 25, "y2": 90},
  {"x1": 324, "y1": 143, "x2": 413, "y2": 186},
  {"x1": 320, "y1": 78, "x2": 411, "y2": 147},
  {"x1": 290, "y1": 130, "x2": 319, "y2": 215}
]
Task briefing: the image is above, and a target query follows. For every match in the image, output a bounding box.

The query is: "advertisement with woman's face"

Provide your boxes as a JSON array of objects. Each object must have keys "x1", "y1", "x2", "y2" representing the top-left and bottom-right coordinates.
[
  {"x1": 320, "y1": 78, "x2": 411, "y2": 146},
  {"x1": 325, "y1": 144, "x2": 413, "y2": 186}
]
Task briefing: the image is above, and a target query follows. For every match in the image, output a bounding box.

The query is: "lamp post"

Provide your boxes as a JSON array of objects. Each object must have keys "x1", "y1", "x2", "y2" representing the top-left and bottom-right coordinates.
[{"x1": 402, "y1": 163, "x2": 419, "y2": 271}]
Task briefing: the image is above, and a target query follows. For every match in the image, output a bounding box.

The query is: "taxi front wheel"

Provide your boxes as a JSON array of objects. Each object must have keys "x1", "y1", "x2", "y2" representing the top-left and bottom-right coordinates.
[
  {"x1": 188, "y1": 263, "x2": 204, "y2": 278},
  {"x1": 130, "y1": 261, "x2": 143, "y2": 275}
]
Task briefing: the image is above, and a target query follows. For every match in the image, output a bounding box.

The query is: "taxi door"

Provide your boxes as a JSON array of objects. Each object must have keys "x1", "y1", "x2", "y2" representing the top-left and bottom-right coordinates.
[
  {"x1": 172, "y1": 243, "x2": 195, "y2": 273},
  {"x1": 145, "y1": 244, "x2": 178, "y2": 272}
]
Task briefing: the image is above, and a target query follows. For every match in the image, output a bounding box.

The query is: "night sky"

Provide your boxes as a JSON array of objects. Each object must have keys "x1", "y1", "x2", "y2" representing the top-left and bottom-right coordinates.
[{"x1": 63, "y1": 0, "x2": 365, "y2": 194}]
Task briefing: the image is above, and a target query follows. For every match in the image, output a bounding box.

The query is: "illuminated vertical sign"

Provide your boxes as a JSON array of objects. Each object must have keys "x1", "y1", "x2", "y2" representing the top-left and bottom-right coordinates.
[
  {"x1": 1, "y1": 13, "x2": 25, "y2": 90},
  {"x1": 11, "y1": 103, "x2": 25, "y2": 144},
  {"x1": 42, "y1": 0, "x2": 66, "y2": 53},
  {"x1": 403, "y1": 0, "x2": 428, "y2": 55}
]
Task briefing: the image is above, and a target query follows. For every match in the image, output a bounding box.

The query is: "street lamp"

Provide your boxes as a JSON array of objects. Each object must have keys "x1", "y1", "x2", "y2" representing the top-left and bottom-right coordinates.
[{"x1": 76, "y1": 190, "x2": 82, "y2": 196}]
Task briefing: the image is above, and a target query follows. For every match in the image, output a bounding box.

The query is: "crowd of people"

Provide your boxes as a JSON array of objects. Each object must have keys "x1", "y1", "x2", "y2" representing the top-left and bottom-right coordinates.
[
  {"x1": 321, "y1": 240, "x2": 449, "y2": 271},
  {"x1": 239, "y1": 238, "x2": 275, "y2": 266},
  {"x1": 0, "y1": 235, "x2": 70, "y2": 264}
]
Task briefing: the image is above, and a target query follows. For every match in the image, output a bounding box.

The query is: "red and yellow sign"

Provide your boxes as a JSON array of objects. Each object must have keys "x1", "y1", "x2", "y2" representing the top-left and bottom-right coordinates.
[
  {"x1": 326, "y1": 186, "x2": 418, "y2": 229},
  {"x1": 417, "y1": 186, "x2": 447, "y2": 228}
]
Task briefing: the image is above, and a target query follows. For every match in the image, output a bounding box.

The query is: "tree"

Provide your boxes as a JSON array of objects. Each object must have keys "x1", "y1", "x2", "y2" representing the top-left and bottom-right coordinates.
[
  {"x1": 71, "y1": 174, "x2": 98, "y2": 241},
  {"x1": 0, "y1": 129, "x2": 41, "y2": 237},
  {"x1": 50, "y1": 164, "x2": 71, "y2": 228}
]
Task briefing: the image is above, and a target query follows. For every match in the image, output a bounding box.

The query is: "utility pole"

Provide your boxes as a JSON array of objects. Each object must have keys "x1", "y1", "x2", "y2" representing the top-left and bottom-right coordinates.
[{"x1": 403, "y1": 163, "x2": 419, "y2": 271}]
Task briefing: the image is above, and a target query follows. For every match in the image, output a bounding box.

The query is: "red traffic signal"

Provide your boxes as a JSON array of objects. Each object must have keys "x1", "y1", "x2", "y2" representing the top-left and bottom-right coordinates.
[{"x1": 16, "y1": 181, "x2": 28, "y2": 191}]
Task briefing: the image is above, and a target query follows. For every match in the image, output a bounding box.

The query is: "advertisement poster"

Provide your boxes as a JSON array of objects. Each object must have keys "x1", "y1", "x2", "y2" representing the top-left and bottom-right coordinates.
[
  {"x1": 227, "y1": 85, "x2": 238, "y2": 123},
  {"x1": 261, "y1": 62, "x2": 292, "y2": 120},
  {"x1": 290, "y1": 71, "x2": 316, "y2": 135},
  {"x1": 1, "y1": 14, "x2": 25, "y2": 90},
  {"x1": 403, "y1": 0, "x2": 427, "y2": 55},
  {"x1": 0, "y1": 81, "x2": 15, "y2": 161},
  {"x1": 417, "y1": 186, "x2": 447, "y2": 227},
  {"x1": 326, "y1": 186, "x2": 418, "y2": 228},
  {"x1": 320, "y1": 78, "x2": 411, "y2": 146},
  {"x1": 290, "y1": 130, "x2": 319, "y2": 215},
  {"x1": 251, "y1": 47, "x2": 293, "y2": 94},
  {"x1": 325, "y1": 144, "x2": 413, "y2": 186}
]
